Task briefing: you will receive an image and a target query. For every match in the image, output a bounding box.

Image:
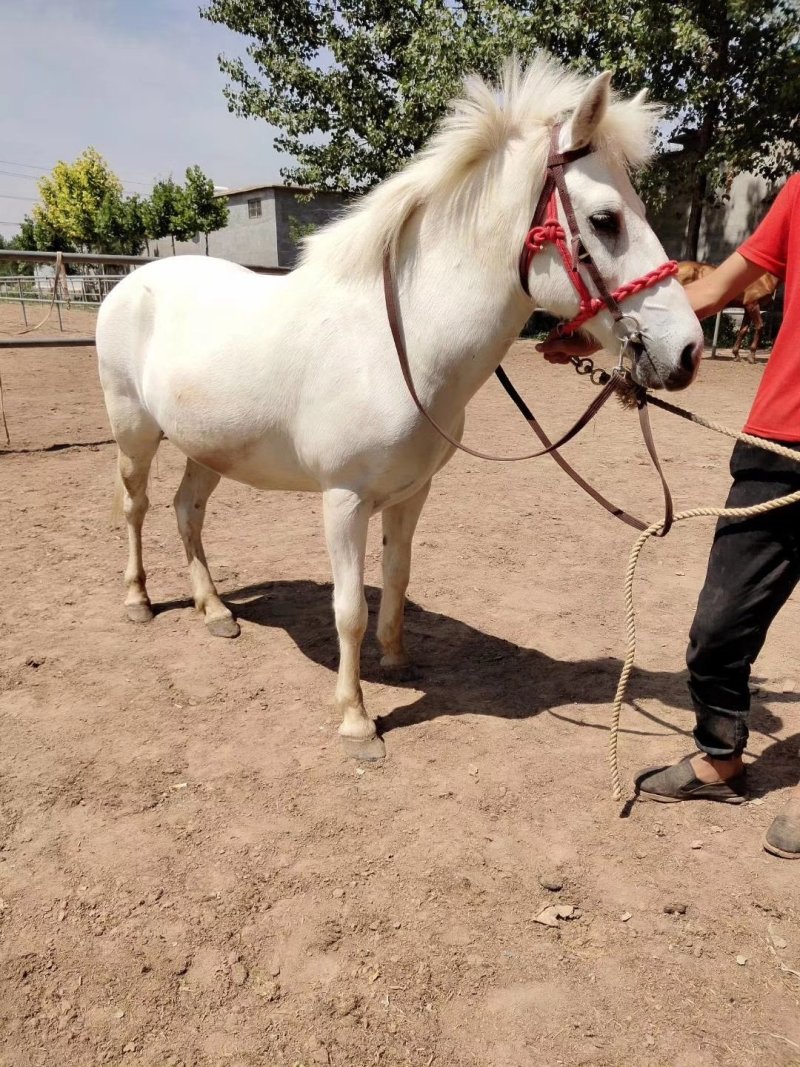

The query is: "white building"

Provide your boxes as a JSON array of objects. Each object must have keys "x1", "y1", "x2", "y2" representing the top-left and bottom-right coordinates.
[{"x1": 152, "y1": 184, "x2": 347, "y2": 270}]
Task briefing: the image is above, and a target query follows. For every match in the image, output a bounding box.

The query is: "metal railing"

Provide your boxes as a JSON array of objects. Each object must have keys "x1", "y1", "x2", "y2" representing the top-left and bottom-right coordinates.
[
  {"x1": 0, "y1": 250, "x2": 291, "y2": 347},
  {"x1": 0, "y1": 273, "x2": 127, "y2": 321}
]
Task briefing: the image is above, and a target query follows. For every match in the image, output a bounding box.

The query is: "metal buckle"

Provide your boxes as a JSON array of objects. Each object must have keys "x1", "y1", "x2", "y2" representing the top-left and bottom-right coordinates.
[
  {"x1": 575, "y1": 241, "x2": 592, "y2": 263},
  {"x1": 612, "y1": 315, "x2": 643, "y2": 372},
  {"x1": 612, "y1": 314, "x2": 642, "y2": 344}
]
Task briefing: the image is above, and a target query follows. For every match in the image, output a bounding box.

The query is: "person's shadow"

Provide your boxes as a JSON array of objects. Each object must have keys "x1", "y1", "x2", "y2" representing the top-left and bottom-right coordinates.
[{"x1": 161, "y1": 578, "x2": 799, "y2": 797}]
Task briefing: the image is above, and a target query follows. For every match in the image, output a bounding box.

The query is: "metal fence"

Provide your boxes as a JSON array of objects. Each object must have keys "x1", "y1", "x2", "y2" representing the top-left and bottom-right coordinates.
[
  {"x1": 0, "y1": 250, "x2": 291, "y2": 347},
  {"x1": 0, "y1": 272, "x2": 128, "y2": 328}
]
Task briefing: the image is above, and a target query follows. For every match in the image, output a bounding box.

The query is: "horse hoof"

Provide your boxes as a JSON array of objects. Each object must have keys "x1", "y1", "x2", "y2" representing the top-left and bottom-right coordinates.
[
  {"x1": 380, "y1": 661, "x2": 420, "y2": 683},
  {"x1": 126, "y1": 603, "x2": 154, "y2": 624},
  {"x1": 339, "y1": 735, "x2": 386, "y2": 761},
  {"x1": 206, "y1": 616, "x2": 240, "y2": 639}
]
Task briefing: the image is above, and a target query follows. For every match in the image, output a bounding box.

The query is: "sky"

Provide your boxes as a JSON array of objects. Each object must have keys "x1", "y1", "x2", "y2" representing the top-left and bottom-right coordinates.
[{"x1": 0, "y1": 0, "x2": 290, "y2": 238}]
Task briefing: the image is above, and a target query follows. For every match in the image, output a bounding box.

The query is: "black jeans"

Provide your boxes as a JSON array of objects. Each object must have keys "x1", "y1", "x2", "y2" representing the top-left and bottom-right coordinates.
[{"x1": 687, "y1": 439, "x2": 800, "y2": 758}]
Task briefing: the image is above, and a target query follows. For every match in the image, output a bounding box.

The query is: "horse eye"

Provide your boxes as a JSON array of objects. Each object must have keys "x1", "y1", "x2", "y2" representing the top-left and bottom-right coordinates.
[{"x1": 590, "y1": 211, "x2": 621, "y2": 237}]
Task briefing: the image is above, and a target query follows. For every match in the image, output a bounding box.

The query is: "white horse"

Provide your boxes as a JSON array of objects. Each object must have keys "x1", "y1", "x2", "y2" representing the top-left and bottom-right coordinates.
[{"x1": 97, "y1": 56, "x2": 703, "y2": 759}]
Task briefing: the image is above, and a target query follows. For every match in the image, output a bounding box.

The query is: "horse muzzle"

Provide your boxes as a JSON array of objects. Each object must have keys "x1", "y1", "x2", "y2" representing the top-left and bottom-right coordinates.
[{"x1": 629, "y1": 337, "x2": 702, "y2": 392}]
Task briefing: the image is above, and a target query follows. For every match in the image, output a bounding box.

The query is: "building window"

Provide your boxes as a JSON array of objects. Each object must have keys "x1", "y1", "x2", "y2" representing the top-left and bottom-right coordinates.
[{"x1": 248, "y1": 198, "x2": 262, "y2": 219}]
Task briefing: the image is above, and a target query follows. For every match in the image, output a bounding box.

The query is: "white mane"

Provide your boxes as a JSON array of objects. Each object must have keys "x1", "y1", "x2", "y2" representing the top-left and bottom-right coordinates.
[{"x1": 300, "y1": 53, "x2": 661, "y2": 282}]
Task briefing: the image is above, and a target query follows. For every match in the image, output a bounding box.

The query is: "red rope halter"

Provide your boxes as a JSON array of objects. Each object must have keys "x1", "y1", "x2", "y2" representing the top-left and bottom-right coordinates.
[{"x1": 519, "y1": 134, "x2": 678, "y2": 338}]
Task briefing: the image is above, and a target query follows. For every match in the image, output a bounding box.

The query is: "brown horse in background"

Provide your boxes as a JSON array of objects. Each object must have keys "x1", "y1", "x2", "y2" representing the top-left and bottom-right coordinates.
[{"x1": 677, "y1": 260, "x2": 779, "y2": 362}]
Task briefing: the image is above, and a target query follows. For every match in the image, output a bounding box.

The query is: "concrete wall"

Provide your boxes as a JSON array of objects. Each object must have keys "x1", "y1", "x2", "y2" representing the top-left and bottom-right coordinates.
[
  {"x1": 151, "y1": 187, "x2": 346, "y2": 269},
  {"x1": 273, "y1": 187, "x2": 347, "y2": 267},
  {"x1": 652, "y1": 171, "x2": 781, "y2": 264}
]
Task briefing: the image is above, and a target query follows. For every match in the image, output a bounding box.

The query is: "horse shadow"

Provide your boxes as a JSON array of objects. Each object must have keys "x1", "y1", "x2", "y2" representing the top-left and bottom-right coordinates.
[{"x1": 177, "y1": 577, "x2": 799, "y2": 797}]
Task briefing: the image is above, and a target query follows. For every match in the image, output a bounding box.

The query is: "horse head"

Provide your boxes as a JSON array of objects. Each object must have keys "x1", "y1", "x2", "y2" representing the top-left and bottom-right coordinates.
[{"x1": 520, "y1": 68, "x2": 704, "y2": 391}]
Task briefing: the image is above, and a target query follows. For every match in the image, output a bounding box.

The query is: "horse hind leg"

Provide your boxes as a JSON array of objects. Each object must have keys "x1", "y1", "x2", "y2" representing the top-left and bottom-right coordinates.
[
  {"x1": 748, "y1": 304, "x2": 763, "y2": 363},
  {"x1": 732, "y1": 318, "x2": 748, "y2": 361},
  {"x1": 112, "y1": 412, "x2": 162, "y2": 623},
  {"x1": 174, "y1": 458, "x2": 240, "y2": 638}
]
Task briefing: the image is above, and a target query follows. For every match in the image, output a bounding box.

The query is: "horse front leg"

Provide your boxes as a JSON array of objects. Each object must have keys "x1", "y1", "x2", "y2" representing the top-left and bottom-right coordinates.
[
  {"x1": 732, "y1": 315, "x2": 749, "y2": 361},
  {"x1": 377, "y1": 480, "x2": 431, "y2": 678},
  {"x1": 323, "y1": 488, "x2": 385, "y2": 760}
]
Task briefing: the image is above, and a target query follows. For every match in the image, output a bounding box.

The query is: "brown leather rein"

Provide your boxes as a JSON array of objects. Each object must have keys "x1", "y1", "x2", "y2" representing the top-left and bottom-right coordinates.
[{"x1": 381, "y1": 123, "x2": 675, "y2": 536}]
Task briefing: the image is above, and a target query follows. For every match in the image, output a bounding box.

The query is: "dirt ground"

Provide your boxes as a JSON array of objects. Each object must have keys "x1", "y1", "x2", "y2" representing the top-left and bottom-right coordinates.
[{"x1": 1, "y1": 302, "x2": 799, "y2": 1067}]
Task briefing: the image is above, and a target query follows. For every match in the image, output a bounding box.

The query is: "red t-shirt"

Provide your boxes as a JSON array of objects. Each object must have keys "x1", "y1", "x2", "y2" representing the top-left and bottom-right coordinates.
[{"x1": 739, "y1": 174, "x2": 800, "y2": 440}]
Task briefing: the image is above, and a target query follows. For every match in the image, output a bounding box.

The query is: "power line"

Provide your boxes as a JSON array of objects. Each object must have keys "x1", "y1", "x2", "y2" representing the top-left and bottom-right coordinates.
[
  {"x1": 0, "y1": 157, "x2": 151, "y2": 187},
  {"x1": 0, "y1": 169, "x2": 41, "y2": 181},
  {"x1": 0, "y1": 159, "x2": 48, "y2": 171},
  {"x1": 0, "y1": 193, "x2": 37, "y2": 201}
]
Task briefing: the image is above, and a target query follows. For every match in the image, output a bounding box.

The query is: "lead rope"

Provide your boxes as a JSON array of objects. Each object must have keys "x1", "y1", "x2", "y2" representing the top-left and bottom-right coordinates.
[
  {"x1": 608, "y1": 400, "x2": 800, "y2": 802},
  {"x1": 14, "y1": 250, "x2": 66, "y2": 336}
]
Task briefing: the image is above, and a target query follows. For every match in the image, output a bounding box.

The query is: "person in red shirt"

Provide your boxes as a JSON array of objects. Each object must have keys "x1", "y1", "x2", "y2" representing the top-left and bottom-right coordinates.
[{"x1": 539, "y1": 175, "x2": 800, "y2": 859}]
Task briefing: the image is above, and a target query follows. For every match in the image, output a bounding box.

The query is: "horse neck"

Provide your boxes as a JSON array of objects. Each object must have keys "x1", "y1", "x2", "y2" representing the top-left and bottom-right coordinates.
[{"x1": 395, "y1": 202, "x2": 532, "y2": 411}]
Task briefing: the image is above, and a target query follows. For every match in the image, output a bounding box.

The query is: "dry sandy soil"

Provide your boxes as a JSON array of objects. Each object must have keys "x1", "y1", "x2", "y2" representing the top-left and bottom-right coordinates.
[{"x1": 1, "y1": 302, "x2": 799, "y2": 1067}]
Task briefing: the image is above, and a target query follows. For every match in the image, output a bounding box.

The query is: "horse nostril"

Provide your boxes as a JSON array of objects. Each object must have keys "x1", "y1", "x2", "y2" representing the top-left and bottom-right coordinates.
[{"x1": 680, "y1": 342, "x2": 697, "y2": 374}]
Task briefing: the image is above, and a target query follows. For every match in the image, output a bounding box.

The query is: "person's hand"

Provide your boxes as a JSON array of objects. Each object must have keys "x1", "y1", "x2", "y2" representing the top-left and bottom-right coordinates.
[{"x1": 535, "y1": 331, "x2": 601, "y2": 365}]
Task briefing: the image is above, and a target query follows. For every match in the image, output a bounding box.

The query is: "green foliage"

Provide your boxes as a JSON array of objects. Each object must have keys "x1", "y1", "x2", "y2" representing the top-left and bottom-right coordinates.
[
  {"x1": 96, "y1": 192, "x2": 148, "y2": 256},
  {"x1": 141, "y1": 178, "x2": 182, "y2": 244},
  {"x1": 16, "y1": 216, "x2": 39, "y2": 252},
  {"x1": 0, "y1": 231, "x2": 34, "y2": 275},
  {"x1": 202, "y1": 0, "x2": 800, "y2": 255},
  {"x1": 181, "y1": 165, "x2": 230, "y2": 253},
  {"x1": 169, "y1": 188, "x2": 201, "y2": 246},
  {"x1": 143, "y1": 169, "x2": 228, "y2": 253},
  {"x1": 27, "y1": 148, "x2": 148, "y2": 255},
  {"x1": 18, "y1": 153, "x2": 228, "y2": 260},
  {"x1": 287, "y1": 215, "x2": 317, "y2": 247},
  {"x1": 34, "y1": 147, "x2": 122, "y2": 252}
]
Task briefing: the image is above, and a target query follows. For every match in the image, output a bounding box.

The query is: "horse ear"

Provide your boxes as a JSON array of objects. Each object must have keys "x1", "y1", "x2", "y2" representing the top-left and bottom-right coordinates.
[{"x1": 567, "y1": 71, "x2": 612, "y2": 150}]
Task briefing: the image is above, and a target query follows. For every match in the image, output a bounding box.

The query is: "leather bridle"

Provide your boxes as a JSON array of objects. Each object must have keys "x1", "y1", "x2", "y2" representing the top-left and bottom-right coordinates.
[
  {"x1": 518, "y1": 124, "x2": 678, "y2": 338},
  {"x1": 382, "y1": 122, "x2": 681, "y2": 535}
]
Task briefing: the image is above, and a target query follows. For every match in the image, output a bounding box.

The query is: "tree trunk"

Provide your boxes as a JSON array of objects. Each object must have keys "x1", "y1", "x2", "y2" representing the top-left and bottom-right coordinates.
[
  {"x1": 684, "y1": 170, "x2": 708, "y2": 260},
  {"x1": 171, "y1": 235, "x2": 176, "y2": 255},
  {"x1": 684, "y1": 21, "x2": 729, "y2": 262},
  {"x1": 205, "y1": 232, "x2": 209, "y2": 255}
]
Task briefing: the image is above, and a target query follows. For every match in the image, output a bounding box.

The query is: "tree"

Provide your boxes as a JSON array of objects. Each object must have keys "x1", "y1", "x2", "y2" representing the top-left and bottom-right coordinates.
[
  {"x1": 142, "y1": 178, "x2": 183, "y2": 254},
  {"x1": 16, "y1": 216, "x2": 39, "y2": 252},
  {"x1": 182, "y1": 165, "x2": 229, "y2": 254},
  {"x1": 202, "y1": 0, "x2": 800, "y2": 257},
  {"x1": 0, "y1": 217, "x2": 45, "y2": 274},
  {"x1": 524, "y1": 0, "x2": 800, "y2": 258},
  {"x1": 0, "y1": 232, "x2": 34, "y2": 276},
  {"x1": 96, "y1": 192, "x2": 147, "y2": 256},
  {"x1": 143, "y1": 168, "x2": 228, "y2": 255},
  {"x1": 34, "y1": 147, "x2": 124, "y2": 252}
]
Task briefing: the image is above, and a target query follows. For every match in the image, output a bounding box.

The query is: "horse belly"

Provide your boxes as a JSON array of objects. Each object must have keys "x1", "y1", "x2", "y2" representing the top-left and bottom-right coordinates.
[
  {"x1": 142, "y1": 368, "x2": 317, "y2": 491},
  {"x1": 157, "y1": 409, "x2": 321, "y2": 492},
  {"x1": 188, "y1": 437, "x2": 320, "y2": 492}
]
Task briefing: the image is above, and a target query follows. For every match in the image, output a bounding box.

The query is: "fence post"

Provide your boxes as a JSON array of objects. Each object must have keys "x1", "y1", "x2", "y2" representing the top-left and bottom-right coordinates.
[
  {"x1": 710, "y1": 310, "x2": 722, "y2": 359},
  {"x1": 17, "y1": 278, "x2": 28, "y2": 327}
]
